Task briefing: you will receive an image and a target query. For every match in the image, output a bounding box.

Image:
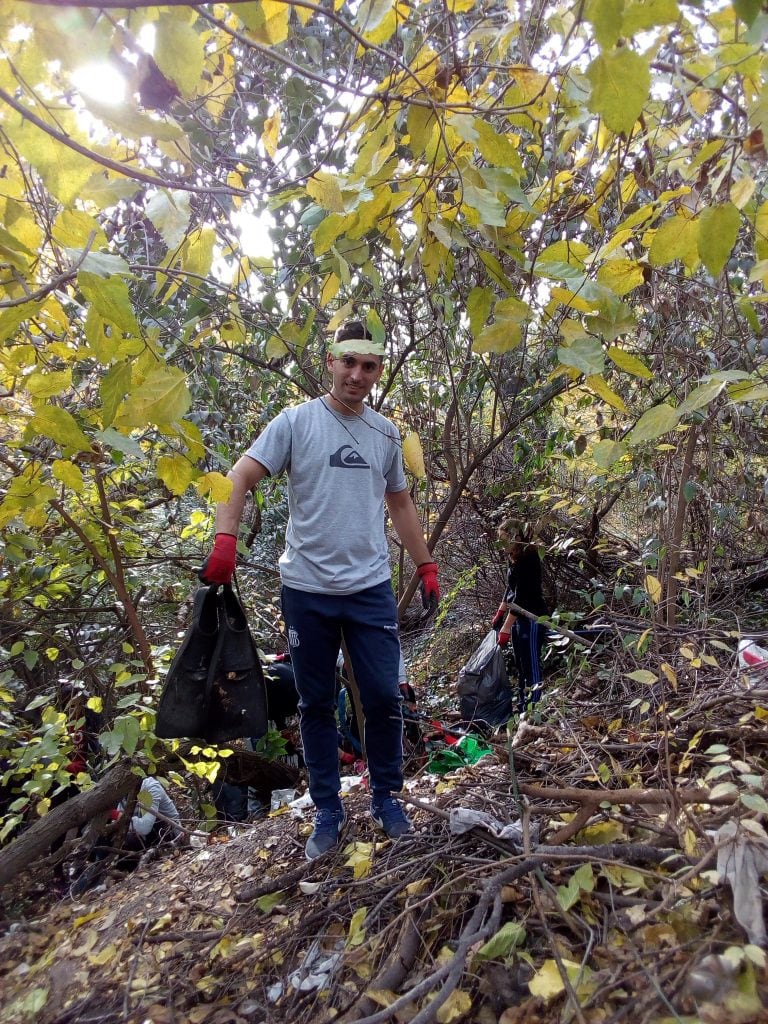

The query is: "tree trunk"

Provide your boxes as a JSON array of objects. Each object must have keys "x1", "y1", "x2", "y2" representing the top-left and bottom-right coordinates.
[{"x1": 0, "y1": 762, "x2": 138, "y2": 888}]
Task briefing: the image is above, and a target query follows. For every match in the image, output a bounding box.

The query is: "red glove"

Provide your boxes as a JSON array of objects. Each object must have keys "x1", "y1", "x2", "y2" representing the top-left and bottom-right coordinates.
[
  {"x1": 417, "y1": 562, "x2": 440, "y2": 613},
  {"x1": 199, "y1": 533, "x2": 237, "y2": 584},
  {"x1": 492, "y1": 605, "x2": 506, "y2": 630},
  {"x1": 498, "y1": 630, "x2": 511, "y2": 648}
]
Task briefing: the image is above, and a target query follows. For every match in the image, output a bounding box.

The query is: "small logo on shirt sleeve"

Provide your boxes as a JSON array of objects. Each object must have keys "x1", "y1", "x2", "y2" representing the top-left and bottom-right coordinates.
[{"x1": 330, "y1": 445, "x2": 370, "y2": 469}]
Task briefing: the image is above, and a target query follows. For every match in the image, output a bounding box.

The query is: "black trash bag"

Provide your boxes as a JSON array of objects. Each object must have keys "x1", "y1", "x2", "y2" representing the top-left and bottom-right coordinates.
[
  {"x1": 156, "y1": 584, "x2": 219, "y2": 739},
  {"x1": 206, "y1": 585, "x2": 268, "y2": 743},
  {"x1": 156, "y1": 585, "x2": 268, "y2": 743},
  {"x1": 457, "y1": 629, "x2": 513, "y2": 728}
]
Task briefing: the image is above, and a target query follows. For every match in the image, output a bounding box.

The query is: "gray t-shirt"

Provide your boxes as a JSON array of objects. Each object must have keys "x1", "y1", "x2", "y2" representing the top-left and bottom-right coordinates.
[{"x1": 246, "y1": 397, "x2": 407, "y2": 595}]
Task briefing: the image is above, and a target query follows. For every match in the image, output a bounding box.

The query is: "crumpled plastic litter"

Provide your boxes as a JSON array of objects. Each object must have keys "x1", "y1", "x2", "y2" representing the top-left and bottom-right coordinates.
[
  {"x1": 267, "y1": 935, "x2": 345, "y2": 1000},
  {"x1": 286, "y1": 777, "x2": 365, "y2": 819},
  {"x1": 449, "y1": 807, "x2": 535, "y2": 846},
  {"x1": 716, "y1": 819, "x2": 768, "y2": 945},
  {"x1": 427, "y1": 734, "x2": 493, "y2": 775},
  {"x1": 738, "y1": 638, "x2": 768, "y2": 686}
]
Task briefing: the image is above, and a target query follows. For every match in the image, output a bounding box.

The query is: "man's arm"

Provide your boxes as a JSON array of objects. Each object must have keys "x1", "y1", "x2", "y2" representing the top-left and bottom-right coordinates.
[
  {"x1": 385, "y1": 488, "x2": 432, "y2": 566},
  {"x1": 215, "y1": 455, "x2": 270, "y2": 534}
]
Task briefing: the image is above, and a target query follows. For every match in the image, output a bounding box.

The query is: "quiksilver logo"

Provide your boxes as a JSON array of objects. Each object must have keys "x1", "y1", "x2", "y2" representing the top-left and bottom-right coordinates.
[
  {"x1": 330, "y1": 445, "x2": 370, "y2": 469},
  {"x1": 288, "y1": 627, "x2": 299, "y2": 647}
]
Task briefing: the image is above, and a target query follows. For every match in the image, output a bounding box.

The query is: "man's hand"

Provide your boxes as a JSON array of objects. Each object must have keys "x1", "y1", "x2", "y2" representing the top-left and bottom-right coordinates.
[
  {"x1": 491, "y1": 605, "x2": 506, "y2": 631},
  {"x1": 199, "y1": 533, "x2": 237, "y2": 584},
  {"x1": 498, "y1": 630, "x2": 511, "y2": 648},
  {"x1": 417, "y1": 562, "x2": 440, "y2": 613}
]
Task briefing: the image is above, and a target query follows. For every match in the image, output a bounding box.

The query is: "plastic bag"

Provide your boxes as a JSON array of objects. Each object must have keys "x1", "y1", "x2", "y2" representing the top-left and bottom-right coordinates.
[
  {"x1": 457, "y1": 630, "x2": 513, "y2": 727},
  {"x1": 156, "y1": 584, "x2": 268, "y2": 742}
]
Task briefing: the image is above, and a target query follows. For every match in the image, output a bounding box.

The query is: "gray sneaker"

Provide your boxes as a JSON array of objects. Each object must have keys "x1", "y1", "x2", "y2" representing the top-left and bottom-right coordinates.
[
  {"x1": 371, "y1": 797, "x2": 412, "y2": 839},
  {"x1": 305, "y1": 806, "x2": 346, "y2": 860}
]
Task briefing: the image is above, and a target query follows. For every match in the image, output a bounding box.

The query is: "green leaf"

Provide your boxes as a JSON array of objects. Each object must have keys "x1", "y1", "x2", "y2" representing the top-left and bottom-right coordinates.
[
  {"x1": 145, "y1": 190, "x2": 192, "y2": 249},
  {"x1": 256, "y1": 890, "x2": 286, "y2": 913},
  {"x1": 592, "y1": 439, "x2": 628, "y2": 469},
  {"x1": 466, "y1": 286, "x2": 494, "y2": 338},
  {"x1": 740, "y1": 793, "x2": 768, "y2": 814},
  {"x1": 607, "y1": 346, "x2": 652, "y2": 379},
  {"x1": 585, "y1": 0, "x2": 624, "y2": 50},
  {"x1": 628, "y1": 404, "x2": 680, "y2": 445},
  {"x1": 622, "y1": 0, "x2": 679, "y2": 35},
  {"x1": 473, "y1": 120, "x2": 522, "y2": 177},
  {"x1": 676, "y1": 380, "x2": 724, "y2": 417},
  {"x1": 476, "y1": 922, "x2": 526, "y2": 960},
  {"x1": 79, "y1": 272, "x2": 141, "y2": 334},
  {"x1": 733, "y1": 0, "x2": 762, "y2": 26},
  {"x1": 30, "y1": 406, "x2": 92, "y2": 455},
  {"x1": 25, "y1": 369, "x2": 72, "y2": 399},
  {"x1": 625, "y1": 669, "x2": 658, "y2": 685},
  {"x1": 697, "y1": 203, "x2": 740, "y2": 277},
  {"x1": 557, "y1": 337, "x2": 605, "y2": 376},
  {"x1": 157, "y1": 455, "x2": 196, "y2": 495},
  {"x1": 154, "y1": 13, "x2": 205, "y2": 99},
  {"x1": 100, "y1": 360, "x2": 132, "y2": 429},
  {"x1": 587, "y1": 49, "x2": 650, "y2": 135},
  {"x1": 114, "y1": 366, "x2": 192, "y2": 428},
  {"x1": 462, "y1": 184, "x2": 507, "y2": 227}
]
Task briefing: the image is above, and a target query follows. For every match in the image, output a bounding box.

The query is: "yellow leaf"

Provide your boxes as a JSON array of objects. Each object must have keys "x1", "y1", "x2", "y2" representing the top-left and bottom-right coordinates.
[
  {"x1": 472, "y1": 320, "x2": 522, "y2": 354},
  {"x1": 114, "y1": 366, "x2": 191, "y2": 428},
  {"x1": 30, "y1": 406, "x2": 91, "y2": 455},
  {"x1": 647, "y1": 213, "x2": 700, "y2": 271},
  {"x1": 73, "y1": 909, "x2": 104, "y2": 928},
  {"x1": 344, "y1": 841, "x2": 374, "y2": 880},
  {"x1": 262, "y1": 0, "x2": 290, "y2": 44},
  {"x1": 436, "y1": 989, "x2": 473, "y2": 1023},
  {"x1": 307, "y1": 172, "x2": 345, "y2": 214},
  {"x1": 607, "y1": 346, "x2": 652, "y2": 379},
  {"x1": 52, "y1": 459, "x2": 85, "y2": 494},
  {"x1": 585, "y1": 375, "x2": 628, "y2": 413},
  {"x1": 321, "y1": 272, "x2": 341, "y2": 306},
  {"x1": 262, "y1": 108, "x2": 281, "y2": 158},
  {"x1": 731, "y1": 176, "x2": 756, "y2": 210},
  {"x1": 154, "y1": 12, "x2": 205, "y2": 99},
  {"x1": 402, "y1": 432, "x2": 426, "y2": 479},
  {"x1": 88, "y1": 943, "x2": 118, "y2": 966},
  {"x1": 550, "y1": 287, "x2": 600, "y2": 313},
  {"x1": 327, "y1": 302, "x2": 355, "y2": 334},
  {"x1": 347, "y1": 906, "x2": 367, "y2": 947},
  {"x1": 660, "y1": 662, "x2": 678, "y2": 690},
  {"x1": 577, "y1": 820, "x2": 625, "y2": 844},
  {"x1": 157, "y1": 455, "x2": 196, "y2": 496},
  {"x1": 645, "y1": 573, "x2": 662, "y2": 604},
  {"x1": 196, "y1": 472, "x2": 233, "y2": 504},
  {"x1": 529, "y1": 958, "x2": 589, "y2": 1001},
  {"x1": 596, "y1": 259, "x2": 645, "y2": 296}
]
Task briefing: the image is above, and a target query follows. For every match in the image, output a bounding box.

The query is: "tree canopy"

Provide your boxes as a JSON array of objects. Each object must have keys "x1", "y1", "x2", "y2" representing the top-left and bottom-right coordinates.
[{"x1": 0, "y1": 0, "x2": 767, "y2": 836}]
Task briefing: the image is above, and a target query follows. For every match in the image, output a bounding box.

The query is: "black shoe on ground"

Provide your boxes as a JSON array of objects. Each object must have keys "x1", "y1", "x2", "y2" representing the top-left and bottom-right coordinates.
[
  {"x1": 371, "y1": 797, "x2": 412, "y2": 839},
  {"x1": 305, "y1": 805, "x2": 346, "y2": 860}
]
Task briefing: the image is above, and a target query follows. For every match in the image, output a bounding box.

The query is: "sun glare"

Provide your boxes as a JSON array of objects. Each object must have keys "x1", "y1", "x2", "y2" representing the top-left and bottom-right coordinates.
[{"x1": 72, "y1": 63, "x2": 126, "y2": 105}]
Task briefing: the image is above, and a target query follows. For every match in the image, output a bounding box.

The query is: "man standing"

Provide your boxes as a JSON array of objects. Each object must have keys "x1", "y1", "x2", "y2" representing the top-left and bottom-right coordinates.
[{"x1": 201, "y1": 320, "x2": 439, "y2": 858}]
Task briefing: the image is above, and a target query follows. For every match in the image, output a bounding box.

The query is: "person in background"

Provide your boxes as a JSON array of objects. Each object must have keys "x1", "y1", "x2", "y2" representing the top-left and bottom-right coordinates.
[
  {"x1": 492, "y1": 522, "x2": 550, "y2": 715},
  {"x1": 201, "y1": 319, "x2": 439, "y2": 859},
  {"x1": 119, "y1": 776, "x2": 182, "y2": 851}
]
